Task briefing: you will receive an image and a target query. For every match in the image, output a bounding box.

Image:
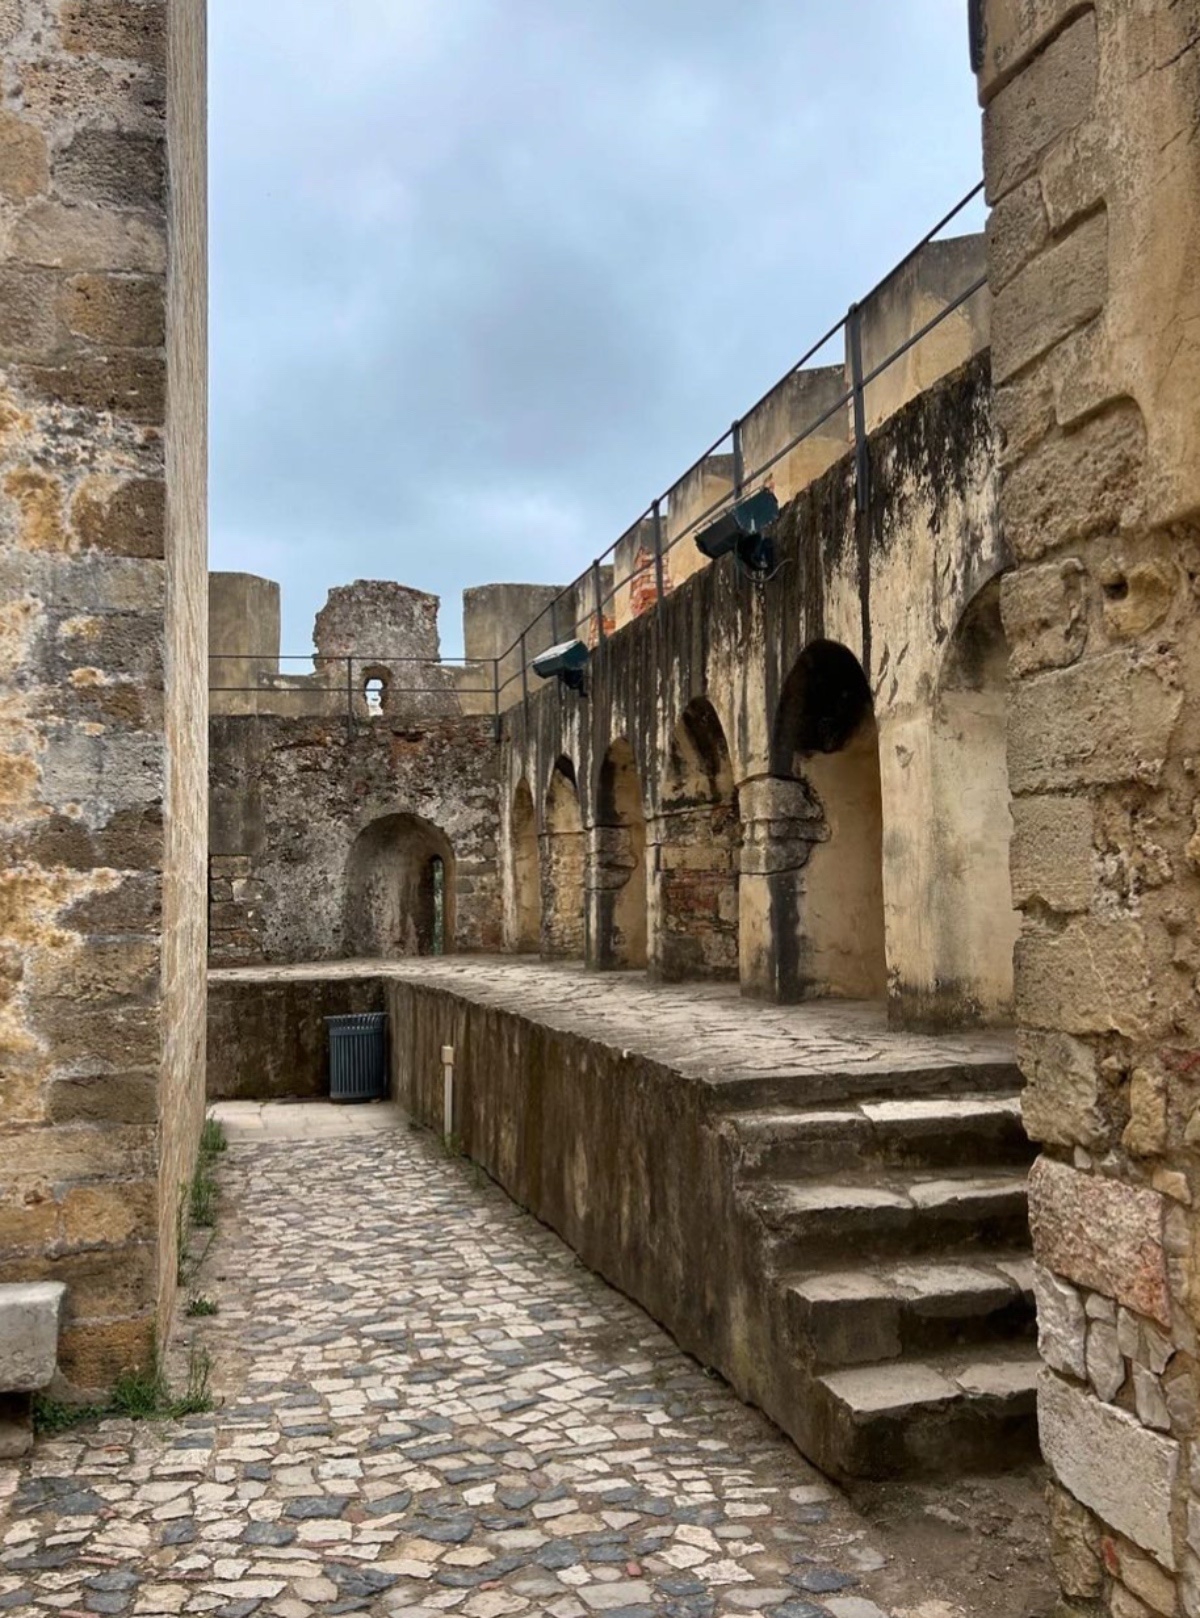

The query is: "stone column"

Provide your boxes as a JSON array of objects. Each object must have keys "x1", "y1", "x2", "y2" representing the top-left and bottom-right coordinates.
[
  {"x1": 977, "y1": 2, "x2": 1200, "y2": 1609},
  {"x1": 0, "y1": 0, "x2": 208, "y2": 1395},
  {"x1": 647, "y1": 809, "x2": 740, "y2": 983},
  {"x1": 737, "y1": 779, "x2": 824, "y2": 1001}
]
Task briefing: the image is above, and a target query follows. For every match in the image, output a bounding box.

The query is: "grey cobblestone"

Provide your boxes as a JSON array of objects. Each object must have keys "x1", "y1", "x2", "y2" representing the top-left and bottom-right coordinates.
[{"x1": 0, "y1": 1106, "x2": 905, "y2": 1617}]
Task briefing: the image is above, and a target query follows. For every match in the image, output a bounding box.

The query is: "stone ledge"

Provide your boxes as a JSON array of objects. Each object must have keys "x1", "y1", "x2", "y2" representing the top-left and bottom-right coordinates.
[{"x1": 0, "y1": 1280, "x2": 67, "y2": 1393}]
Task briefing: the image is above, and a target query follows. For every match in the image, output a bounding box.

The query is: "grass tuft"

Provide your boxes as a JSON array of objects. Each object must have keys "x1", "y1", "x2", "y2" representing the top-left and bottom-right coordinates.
[{"x1": 185, "y1": 1295, "x2": 218, "y2": 1318}]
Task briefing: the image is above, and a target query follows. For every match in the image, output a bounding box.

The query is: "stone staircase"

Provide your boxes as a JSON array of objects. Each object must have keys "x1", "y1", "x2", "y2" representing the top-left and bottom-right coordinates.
[{"x1": 724, "y1": 1062, "x2": 1040, "y2": 1479}]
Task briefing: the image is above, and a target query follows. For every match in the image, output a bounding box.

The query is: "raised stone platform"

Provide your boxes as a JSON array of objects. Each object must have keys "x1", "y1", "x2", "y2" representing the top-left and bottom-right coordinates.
[{"x1": 208, "y1": 958, "x2": 1036, "y2": 1480}]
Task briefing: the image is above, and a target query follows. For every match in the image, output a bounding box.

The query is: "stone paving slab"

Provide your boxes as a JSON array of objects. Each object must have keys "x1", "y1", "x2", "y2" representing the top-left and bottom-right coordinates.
[
  {"x1": 0, "y1": 1103, "x2": 907, "y2": 1618},
  {"x1": 209, "y1": 958, "x2": 1016, "y2": 1085}
]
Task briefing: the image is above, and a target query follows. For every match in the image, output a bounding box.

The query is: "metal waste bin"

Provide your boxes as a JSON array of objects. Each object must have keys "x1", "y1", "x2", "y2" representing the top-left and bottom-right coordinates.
[{"x1": 326, "y1": 1012, "x2": 388, "y2": 1103}]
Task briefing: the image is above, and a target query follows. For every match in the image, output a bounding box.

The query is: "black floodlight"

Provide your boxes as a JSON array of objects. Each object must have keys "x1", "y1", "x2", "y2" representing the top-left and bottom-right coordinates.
[
  {"x1": 532, "y1": 638, "x2": 590, "y2": 693},
  {"x1": 695, "y1": 487, "x2": 780, "y2": 576}
]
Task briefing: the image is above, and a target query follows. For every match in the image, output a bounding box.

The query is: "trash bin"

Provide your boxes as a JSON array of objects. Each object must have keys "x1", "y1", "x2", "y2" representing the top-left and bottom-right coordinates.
[{"x1": 326, "y1": 1012, "x2": 388, "y2": 1103}]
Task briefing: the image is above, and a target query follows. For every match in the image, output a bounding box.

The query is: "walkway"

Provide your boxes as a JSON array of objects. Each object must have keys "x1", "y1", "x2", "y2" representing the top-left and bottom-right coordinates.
[{"x1": 0, "y1": 1103, "x2": 911, "y2": 1618}]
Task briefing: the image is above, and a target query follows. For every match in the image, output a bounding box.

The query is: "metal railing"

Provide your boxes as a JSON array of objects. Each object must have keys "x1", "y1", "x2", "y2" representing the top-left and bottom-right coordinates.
[
  {"x1": 208, "y1": 653, "x2": 503, "y2": 732},
  {"x1": 491, "y1": 182, "x2": 987, "y2": 707}
]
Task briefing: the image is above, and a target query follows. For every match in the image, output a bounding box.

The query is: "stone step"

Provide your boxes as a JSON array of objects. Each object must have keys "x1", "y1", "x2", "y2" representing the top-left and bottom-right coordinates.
[
  {"x1": 708, "y1": 1059, "x2": 1022, "y2": 1113},
  {"x1": 780, "y1": 1254, "x2": 1035, "y2": 1369},
  {"x1": 812, "y1": 1348, "x2": 1041, "y2": 1479},
  {"x1": 733, "y1": 1093, "x2": 1032, "y2": 1178},
  {"x1": 751, "y1": 1169, "x2": 1030, "y2": 1266}
]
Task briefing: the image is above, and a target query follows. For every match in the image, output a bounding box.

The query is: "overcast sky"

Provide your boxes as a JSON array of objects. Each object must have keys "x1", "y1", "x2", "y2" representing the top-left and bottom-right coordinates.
[{"x1": 209, "y1": 1, "x2": 984, "y2": 658}]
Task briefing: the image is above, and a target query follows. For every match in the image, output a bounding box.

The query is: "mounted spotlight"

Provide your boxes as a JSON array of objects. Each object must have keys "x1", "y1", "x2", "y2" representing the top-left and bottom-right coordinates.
[
  {"x1": 695, "y1": 487, "x2": 780, "y2": 577},
  {"x1": 531, "y1": 638, "x2": 590, "y2": 694}
]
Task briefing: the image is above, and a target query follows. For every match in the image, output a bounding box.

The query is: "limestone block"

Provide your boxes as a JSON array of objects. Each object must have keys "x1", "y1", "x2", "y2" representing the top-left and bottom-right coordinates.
[
  {"x1": 1001, "y1": 403, "x2": 1146, "y2": 563},
  {"x1": 11, "y1": 200, "x2": 168, "y2": 273},
  {"x1": 1134, "y1": 1366, "x2": 1171, "y2": 1434},
  {"x1": 1034, "y1": 1262, "x2": 1087, "y2": 1379},
  {"x1": 737, "y1": 777, "x2": 822, "y2": 826},
  {"x1": 1001, "y1": 558, "x2": 1088, "y2": 677},
  {"x1": 0, "y1": 1282, "x2": 66, "y2": 1391},
  {"x1": 986, "y1": 176, "x2": 1049, "y2": 292},
  {"x1": 1028, "y1": 1158, "x2": 1170, "y2": 1325},
  {"x1": 1117, "y1": 1543, "x2": 1180, "y2": 1616},
  {"x1": 976, "y1": 0, "x2": 1092, "y2": 95},
  {"x1": 1015, "y1": 919, "x2": 1151, "y2": 1040},
  {"x1": 61, "y1": 0, "x2": 168, "y2": 68},
  {"x1": 983, "y1": 12, "x2": 1099, "y2": 200},
  {"x1": 1010, "y1": 794, "x2": 1093, "y2": 912},
  {"x1": 1111, "y1": 1584, "x2": 1158, "y2": 1618},
  {"x1": 1100, "y1": 561, "x2": 1179, "y2": 642},
  {"x1": 1039, "y1": 1370, "x2": 1179, "y2": 1568},
  {"x1": 1085, "y1": 1319, "x2": 1124, "y2": 1402},
  {"x1": 1018, "y1": 1030, "x2": 1107, "y2": 1149},
  {"x1": 992, "y1": 211, "x2": 1108, "y2": 386},
  {"x1": 1041, "y1": 119, "x2": 1111, "y2": 236},
  {"x1": 0, "y1": 109, "x2": 49, "y2": 201},
  {"x1": 1123, "y1": 1070, "x2": 1168, "y2": 1160},
  {"x1": 1009, "y1": 650, "x2": 1179, "y2": 794}
]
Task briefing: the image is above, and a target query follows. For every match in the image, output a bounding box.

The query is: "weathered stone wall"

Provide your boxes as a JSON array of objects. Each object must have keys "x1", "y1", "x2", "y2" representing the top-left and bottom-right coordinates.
[
  {"x1": 209, "y1": 711, "x2": 502, "y2": 965},
  {"x1": 208, "y1": 976, "x2": 384, "y2": 1100},
  {"x1": 976, "y1": 1, "x2": 1200, "y2": 1608},
  {"x1": 500, "y1": 353, "x2": 1019, "y2": 1027},
  {"x1": 0, "y1": 0, "x2": 207, "y2": 1394}
]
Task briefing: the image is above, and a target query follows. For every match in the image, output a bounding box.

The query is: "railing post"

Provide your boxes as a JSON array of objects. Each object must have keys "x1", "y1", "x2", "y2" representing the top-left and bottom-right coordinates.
[
  {"x1": 492, "y1": 657, "x2": 501, "y2": 742},
  {"x1": 520, "y1": 631, "x2": 529, "y2": 721},
  {"x1": 591, "y1": 561, "x2": 605, "y2": 644},
  {"x1": 345, "y1": 655, "x2": 354, "y2": 735},
  {"x1": 846, "y1": 303, "x2": 871, "y2": 519},
  {"x1": 732, "y1": 419, "x2": 744, "y2": 497},
  {"x1": 651, "y1": 498, "x2": 665, "y2": 606},
  {"x1": 550, "y1": 596, "x2": 559, "y2": 644}
]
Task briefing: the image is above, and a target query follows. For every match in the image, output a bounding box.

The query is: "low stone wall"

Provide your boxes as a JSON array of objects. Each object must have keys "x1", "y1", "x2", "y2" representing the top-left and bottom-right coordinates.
[{"x1": 207, "y1": 976, "x2": 384, "y2": 1100}]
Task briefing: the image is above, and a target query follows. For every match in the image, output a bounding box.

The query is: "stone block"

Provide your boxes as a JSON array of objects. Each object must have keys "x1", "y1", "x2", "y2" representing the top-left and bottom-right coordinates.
[
  {"x1": 1028, "y1": 1158, "x2": 1170, "y2": 1325},
  {"x1": 1001, "y1": 557, "x2": 1088, "y2": 677},
  {"x1": 1085, "y1": 1319, "x2": 1124, "y2": 1402},
  {"x1": 1009, "y1": 650, "x2": 1179, "y2": 794},
  {"x1": 1015, "y1": 918, "x2": 1152, "y2": 1040},
  {"x1": 1048, "y1": 1483, "x2": 1102, "y2": 1599},
  {"x1": 1041, "y1": 119, "x2": 1111, "y2": 234},
  {"x1": 1123, "y1": 1069, "x2": 1168, "y2": 1160},
  {"x1": 993, "y1": 211, "x2": 1108, "y2": 385},
  {"x1": 0, "y1": 109, "x2": 48, "y2": 200},
  {"x1": 10, "y1": 200, "x2": 166, "y2": 273},
  {"x1": 1001, "y1": 402, "x2": 1146, "y2": 562},
  {"x1": 54, "y1": 130, "x2": 164, "y2": 212},
  {"x1": 1034, "y1": 1261, "x2": 1087, "y2": 1378},
  {"x1": 0, "y1": 266, "x2": 61, "y2": 356},
  {"x1": 986, "y1": 175, "x2": 1049, "y2": 292},
  {"x1": 995, "y1": 363, "x2": 1056, "y2": 468},
  {"x1": 984, "y1": 12, "x2": 1099, "y2": 201},
  {"x1": 1134, "y1": 1365, "x2": 1172, "y2": 1434},
  {"x1": 1039, "y1": 1370, "x2": 1179, "y2": 1568},
  {"x1": 19, "y1": 350, "x2": 165, "y2": 424},
  {"x1": 56, "y1": 1312, "x2": 155, "y2": 1394},
  {"x1": 1010, "y1": 794, "x2": 1093, "y2": 913},
  {"x1": 0, "y1": 1281, "x2": 66, "y2": 1391},
  {"x1": 59, "y1": 1181, "x2": 157, "y2": 1249},
  {"x1": 47, "y1": 1071, "x2": 158, "y2": 1125},
  {"x1": 62, "y1": 274, "x2": 165, "y2": 348},
  {"x1": 61, "y1": 0, "x2": 167, "y2": 68},
  {"x1": 1117, "y1": 1544, "x2": 1180, "y2": 1616},
  {"x1": 976, "y1": 0, "x2": 1089, "y2": 93}
]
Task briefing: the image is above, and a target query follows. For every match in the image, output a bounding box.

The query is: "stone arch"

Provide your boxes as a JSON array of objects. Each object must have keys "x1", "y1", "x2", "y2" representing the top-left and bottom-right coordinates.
[
  {"x1": 925, "y1": 576, "x2": 1017, "y2": 1022},
  {"x1": 592, "y1": 738, "x2": 648, "y2": 970},
  {"x1": 650, "y1": 697, "x2": 740, "y2": 981},
  {"x1": 507, "y1": 777, "x2": 540, "y2": 953},
  {"x1": 767, "y1": 640, "x2": 887, "y2": 999},
  {"x1": 541, "y1": 756, "x2": 585, "y2": 959},
  {"x1": 344, "y1": 812, "x2": 455, "y2": 957}
]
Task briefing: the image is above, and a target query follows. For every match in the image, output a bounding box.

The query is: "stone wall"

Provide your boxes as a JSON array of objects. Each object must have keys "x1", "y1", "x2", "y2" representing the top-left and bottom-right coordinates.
[
  {"x1": 499, "y1": 352, "x2": 1019, "y2": 1029},
  {"x1": 976, "y1": 1, "x2": 1200, "y2": 1609},
  {"x1": 0, "y1": 0, "x2": 207, "y2": 1395},
  {"x1": 209, "y1": 711, "x2": 502, "y2": 965}
]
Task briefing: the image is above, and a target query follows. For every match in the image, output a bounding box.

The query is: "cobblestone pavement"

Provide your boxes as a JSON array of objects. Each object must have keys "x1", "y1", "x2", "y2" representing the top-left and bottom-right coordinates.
[
  {"x1": 211, "y1": 958, "x2": 1015, "y2": 1087},
  {"x1": 0, "y1": 1103, "x2": 911, "y2": 1618}
]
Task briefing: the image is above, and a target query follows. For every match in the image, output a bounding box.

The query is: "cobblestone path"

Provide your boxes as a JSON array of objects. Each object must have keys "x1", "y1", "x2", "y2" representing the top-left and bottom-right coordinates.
[{"x1": 0, "y1": 1105, "x2": 903, "y2": 1618}]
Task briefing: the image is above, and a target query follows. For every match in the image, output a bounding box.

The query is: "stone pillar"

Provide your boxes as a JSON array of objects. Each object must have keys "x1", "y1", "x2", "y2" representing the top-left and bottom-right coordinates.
[
  {"x1": 647, "y1": 809, "x2": 739, "y2": 983},
  {"x1": 977, "y1": 2, "x2": 1200, "y2": 1608},
  {"x1": 737, "y1": 779, "x2": 824, "y2": 1001},
  {"x1": 585, "y1": 823, "x2": 646, "y2": 971},
  {"x1": 0, "y1": 0, "x2": 208, "y2": 1392}
]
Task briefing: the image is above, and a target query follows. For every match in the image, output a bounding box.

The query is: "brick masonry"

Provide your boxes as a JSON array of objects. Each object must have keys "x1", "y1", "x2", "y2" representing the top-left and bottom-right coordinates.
[
  {"x1": 0, "y1": 0, "x2": 207, "y2": 1395},
  {"x1": 977, "y1": 0, "x2": 1200, "y2": 1608}
]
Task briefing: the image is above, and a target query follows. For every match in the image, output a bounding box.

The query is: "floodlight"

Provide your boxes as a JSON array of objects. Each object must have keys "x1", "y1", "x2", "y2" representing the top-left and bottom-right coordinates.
[
  {"x1": 531, "y1": 638, "x2": 589, "y2": 693},
  {"x1": 695, "y1": 488, "x2": 780, "y2": 576}
]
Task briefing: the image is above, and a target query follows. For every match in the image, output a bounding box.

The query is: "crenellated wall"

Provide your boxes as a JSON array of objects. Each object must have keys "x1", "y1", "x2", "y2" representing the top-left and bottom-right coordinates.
[{"x1": 976, "y1": 2, "x2": 1200, "y2": 1610}]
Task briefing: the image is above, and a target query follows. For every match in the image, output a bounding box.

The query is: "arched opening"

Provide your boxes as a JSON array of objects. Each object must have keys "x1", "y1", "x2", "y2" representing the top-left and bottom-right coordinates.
[
  {"x1": 926, "y1": 578, "x2": 1017, "y2": 1023},
  {"x1": 593, "y1": 738, "x2": 648, "y2": 970},
  {"x1": 541, "y1": 757, "x2": 585, "y2": 959},
  {"x1": 358, "y1": 663, "x2": 391, "y2": 719},
  {"x1": 652, "y1": 697, "x2": 740, "y2": 980},
  {"x1": 771, "y1": 641, "x2": 887, "y2": 999},
  {"x1": 344, "y1": 812, "x2": 455, "y2": 957},
  {"x1": 507, "y1": 778, "x2": 540, "y2": 953},
  {"x1": 364, "y1": 678, "x2": 385, "y2": 716}
]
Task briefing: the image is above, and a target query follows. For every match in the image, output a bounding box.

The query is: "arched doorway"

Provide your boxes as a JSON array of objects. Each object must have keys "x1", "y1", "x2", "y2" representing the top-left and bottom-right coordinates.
[
  {"x1": 344, "y1": 813, "x2": 455, "y2": 957},
  {"x1": 652, "y1": 698, "x2": 740, "y2": 981},
  {"x1": 508, "y1": 778, "x2": 540, "y2": 953},
  {"x1": 593, "y1": 738, "x2": 648, "y2": 970},
  {"x1": 770, "y1": 641, "x2": 887, "y2": 999},
  {"x1": 541, "y1": 758, "x2": 585, "y2": 959}
]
